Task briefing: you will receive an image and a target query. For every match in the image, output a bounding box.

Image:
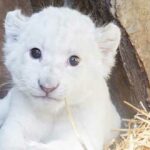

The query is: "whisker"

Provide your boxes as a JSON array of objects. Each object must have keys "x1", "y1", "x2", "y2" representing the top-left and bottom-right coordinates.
[
  {"x1": 16, "y1": 83, "x2": 39, "y2": 91},
  {"x1": 0, "y1": 82, "x2": 12, "y2": 89}
]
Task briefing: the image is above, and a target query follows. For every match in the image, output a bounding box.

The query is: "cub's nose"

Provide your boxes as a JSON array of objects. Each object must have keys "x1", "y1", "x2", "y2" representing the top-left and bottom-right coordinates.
[{"x1": 38, "y1": 81, "x2": 59, "y2": 95}]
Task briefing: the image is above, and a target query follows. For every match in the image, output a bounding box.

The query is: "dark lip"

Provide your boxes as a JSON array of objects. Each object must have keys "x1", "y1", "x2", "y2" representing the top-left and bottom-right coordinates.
[{"x1": 32, "y1": 95, "x2": 60, "y2": 101}]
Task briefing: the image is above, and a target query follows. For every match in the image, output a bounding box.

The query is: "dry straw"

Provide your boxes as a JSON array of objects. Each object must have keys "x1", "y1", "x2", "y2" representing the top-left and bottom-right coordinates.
[
  {"x1": 65, "y1": 98, "x2": 88, "y2": 150},
  {"x1": 105, "y1": 101, "x2": 150, "y2": 150}
]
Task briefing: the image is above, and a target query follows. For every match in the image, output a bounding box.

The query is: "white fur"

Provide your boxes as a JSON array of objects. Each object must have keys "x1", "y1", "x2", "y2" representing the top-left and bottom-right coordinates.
[{"x1": 0, "y1": 7, "x2": 121, "y2": 150}]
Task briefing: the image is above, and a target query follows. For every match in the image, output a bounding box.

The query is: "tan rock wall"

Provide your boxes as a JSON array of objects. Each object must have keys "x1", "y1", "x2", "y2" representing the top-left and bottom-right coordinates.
[{"x1": 114, "y1": 0, "x2": 150, "y2": 81}]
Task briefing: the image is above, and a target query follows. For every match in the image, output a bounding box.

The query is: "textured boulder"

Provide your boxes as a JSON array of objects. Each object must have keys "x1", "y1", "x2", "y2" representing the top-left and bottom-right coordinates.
[{"x1": 113, "y1": 0, "x2": 150, "y2": 81}]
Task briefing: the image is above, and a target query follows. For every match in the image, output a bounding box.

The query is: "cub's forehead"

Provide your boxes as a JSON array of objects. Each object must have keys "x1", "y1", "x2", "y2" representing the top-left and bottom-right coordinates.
[
  {"x1": 28, "y1": 7, "x2": 95, "y2": 32},
  {"x1": 22, "y1": 7, "x2": 96, "y2": 52}
]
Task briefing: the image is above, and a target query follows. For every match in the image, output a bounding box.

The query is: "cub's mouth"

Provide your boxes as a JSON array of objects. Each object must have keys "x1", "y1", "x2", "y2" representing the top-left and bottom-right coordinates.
[{"x1": 32, "y1": 95, "x2": 60, "y2": 101}]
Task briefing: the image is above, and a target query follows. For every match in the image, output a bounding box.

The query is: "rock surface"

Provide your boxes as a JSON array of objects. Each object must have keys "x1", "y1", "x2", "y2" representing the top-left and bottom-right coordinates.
[{"x1": 113, "y1": 0, "x2": 150, "y2": 81}]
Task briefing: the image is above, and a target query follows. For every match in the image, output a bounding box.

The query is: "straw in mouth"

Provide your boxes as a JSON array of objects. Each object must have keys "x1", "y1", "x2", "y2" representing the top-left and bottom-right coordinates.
[{"x1": 64, "y1": 97, "x2": 88, "y2": 150}]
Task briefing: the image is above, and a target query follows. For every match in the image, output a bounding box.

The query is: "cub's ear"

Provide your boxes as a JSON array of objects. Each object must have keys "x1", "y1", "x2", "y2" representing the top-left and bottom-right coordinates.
[
  {"x1": 96, "y1": 23, "x2": 121, "y2": 78},
  {"x1": 4, "y1": 10, "x2": 28, "y2": 42}
]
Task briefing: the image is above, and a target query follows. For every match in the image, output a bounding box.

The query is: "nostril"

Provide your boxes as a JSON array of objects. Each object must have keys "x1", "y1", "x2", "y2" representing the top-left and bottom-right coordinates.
[
  {"x1": 38, "y1": 81, "x2": 59, "y2": 94},
  {"x1": 39, "y1": 84, "x2": 48, "y2": 93}
]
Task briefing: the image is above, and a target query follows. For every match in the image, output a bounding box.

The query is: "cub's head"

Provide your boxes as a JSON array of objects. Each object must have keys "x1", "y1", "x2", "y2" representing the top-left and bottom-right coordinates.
[{"x1": 3, "y1": 7, "x2": 120, "y2": 104}]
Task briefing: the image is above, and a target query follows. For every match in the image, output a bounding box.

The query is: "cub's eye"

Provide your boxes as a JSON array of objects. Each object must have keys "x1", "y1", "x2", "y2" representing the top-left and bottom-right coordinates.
[
  {"x1": 69, "y1": 55, "x2": 80, "y2": 66},
  {"x1": 30, "y1": 48, "x2": 42, "y2": 59}
]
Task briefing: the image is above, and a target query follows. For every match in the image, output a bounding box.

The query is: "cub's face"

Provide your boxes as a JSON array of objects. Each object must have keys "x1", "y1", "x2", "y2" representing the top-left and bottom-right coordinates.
[{"x1": 3, "y1": 7, "x2": 120, "y2": 104}]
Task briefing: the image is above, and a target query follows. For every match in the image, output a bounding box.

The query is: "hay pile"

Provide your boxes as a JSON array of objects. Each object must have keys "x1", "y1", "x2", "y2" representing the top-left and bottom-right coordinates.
[{"x1": 105, "y1": 101, "x2": 150, "y2": 150}]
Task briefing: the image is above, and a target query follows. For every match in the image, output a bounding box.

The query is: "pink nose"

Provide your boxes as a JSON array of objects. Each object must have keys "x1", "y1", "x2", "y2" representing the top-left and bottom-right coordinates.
[{"x1": 39, "y1": 84, "x2": 59, "y2": 94}]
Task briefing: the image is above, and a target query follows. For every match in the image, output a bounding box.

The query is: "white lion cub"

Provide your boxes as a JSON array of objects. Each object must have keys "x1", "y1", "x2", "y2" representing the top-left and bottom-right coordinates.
[{"x1": 0, "y1": 6, "x2": 121, "y2": 150}]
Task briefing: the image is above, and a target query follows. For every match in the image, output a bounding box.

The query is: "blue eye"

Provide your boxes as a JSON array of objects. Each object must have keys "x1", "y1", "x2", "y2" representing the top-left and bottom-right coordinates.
[
  {"x1": 30, "y1": 48, "x2": 41, "y2": 59},
  {"x1": 69, "y1": 55, "x2": 80, "y2": 66}
]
